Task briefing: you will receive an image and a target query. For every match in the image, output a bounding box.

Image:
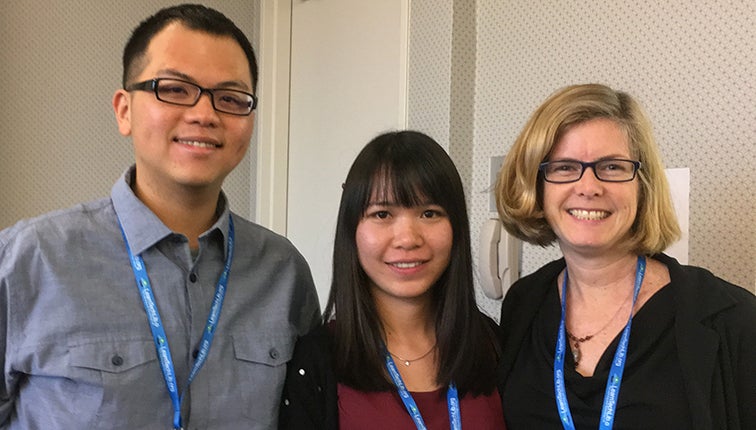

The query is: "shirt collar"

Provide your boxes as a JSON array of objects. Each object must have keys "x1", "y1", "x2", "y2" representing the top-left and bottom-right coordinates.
[
  {"x1": 210, "y1": 197, "x2": 233, "y2": 259},
  {"x1": 111, "y1": 165, "x2": 232, "y2": 257}
]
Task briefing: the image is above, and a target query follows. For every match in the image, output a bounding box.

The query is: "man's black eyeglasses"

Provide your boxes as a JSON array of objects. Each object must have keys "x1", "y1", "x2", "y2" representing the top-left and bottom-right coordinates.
[{"x1": 126, "y1": 78, "x2": 257, "y2": 116}]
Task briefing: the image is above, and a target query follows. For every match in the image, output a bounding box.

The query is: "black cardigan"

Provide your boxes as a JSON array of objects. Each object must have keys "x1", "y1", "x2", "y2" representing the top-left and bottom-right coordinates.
[
  {"x1": 278, "y1": 323, "x2": 338, "y2": 429},
  {"x1": 278, "y1": 312, "x2": 501, "y2": 429},
  {"x1": 497, "y1": 253, "x2": 756, "y2": 430}
]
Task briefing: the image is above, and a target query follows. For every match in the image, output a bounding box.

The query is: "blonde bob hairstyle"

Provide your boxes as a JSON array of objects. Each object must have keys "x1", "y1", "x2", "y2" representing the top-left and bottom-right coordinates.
[{"x1": 495, "y1": 83, "x2": 680, "y2": 255}]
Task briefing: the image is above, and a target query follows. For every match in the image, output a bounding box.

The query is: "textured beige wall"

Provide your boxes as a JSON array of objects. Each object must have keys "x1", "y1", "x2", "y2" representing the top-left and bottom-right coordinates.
[
  {"x1": 473, "y1": 0, "x2": 755, "y2": 294},
  {"x1": 0, "y1": 0, "x2": 258, "y2": 229},
  {"x1": 408, "y1": 0, "x2": 755, "y2": 301},
  {"x1": 3, "y1": 1, "x2": 754, "y2": 296}
]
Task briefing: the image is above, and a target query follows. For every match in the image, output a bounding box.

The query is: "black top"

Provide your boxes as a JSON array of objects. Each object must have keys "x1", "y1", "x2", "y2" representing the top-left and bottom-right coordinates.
[
  {"x1": 502, "y1": 278, "x2": 691, "y2": 429},
  {"x1": 497, "y1": 254, "x2": 756, "y2": 430},
  {"x1": 279, "y1": 312, "x2": 503, "y2": 429}
]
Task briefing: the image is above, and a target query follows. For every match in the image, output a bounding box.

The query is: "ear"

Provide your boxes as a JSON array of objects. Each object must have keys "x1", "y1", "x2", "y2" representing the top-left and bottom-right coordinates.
[{"x1": 113, "y1": 89, "x2": 132, "y2": 136}]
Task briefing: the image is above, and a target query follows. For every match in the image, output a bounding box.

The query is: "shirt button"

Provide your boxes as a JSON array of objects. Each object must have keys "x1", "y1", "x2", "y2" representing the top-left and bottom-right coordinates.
[
  {"x1": 192, "y1": 349, "x2": 200, "y2": 359},
  {"x1": 111, "y1": 355, "x2": 124, "y2": 366},
  {"x1": 284, "y1": 399, "x2": 290, "y2": 406},
  {"x1": 189, "y1": 273, "x2": 198, "y2": 283},
  {"x1": 269, "y1": 348, "x2": 279, "y2": 360},
  {"x1": 298, "y1": 368, "x2": 306, "y2": 376}
]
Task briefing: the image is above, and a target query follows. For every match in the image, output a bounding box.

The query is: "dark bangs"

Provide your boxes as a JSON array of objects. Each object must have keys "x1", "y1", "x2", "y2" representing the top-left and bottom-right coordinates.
[
  {"x1": 366, "y1": 163, "x2": 435, "y2": 208},
  {"x1": 358, "y1": 134, "x2": 463, "y2": 225}
]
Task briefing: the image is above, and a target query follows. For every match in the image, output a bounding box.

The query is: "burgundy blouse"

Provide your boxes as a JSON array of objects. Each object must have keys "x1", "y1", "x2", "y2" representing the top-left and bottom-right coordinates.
[{"x1": 337, "y1": 383, "x2": 507, "y2": 429}]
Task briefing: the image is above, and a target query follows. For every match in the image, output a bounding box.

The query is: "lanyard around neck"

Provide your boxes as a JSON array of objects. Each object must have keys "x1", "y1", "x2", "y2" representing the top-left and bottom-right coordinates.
[
  {"x1": 384, "y1": 351, "x2": 462, "y2": 430},
  {"x1": 118, "y1": 214, "x2": 235, "y2": 430},
  {"x1": 554, "y1": 256, "x2": 646, "y2": 430}
]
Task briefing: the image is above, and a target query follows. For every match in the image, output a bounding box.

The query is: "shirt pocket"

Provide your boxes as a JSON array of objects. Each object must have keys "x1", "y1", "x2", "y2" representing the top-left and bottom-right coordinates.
[
  {"x1": 68, "y1": 338, "x2": 166, "y2": 429},
  {"x1": 69, "y1": 338, "x2": 156, "y2": 374},
  {"x1": 232, "y1": 332, "x2": 295, "y2": 367},
  {"x1": 230, "y1": 332, "x2": 295, "y2": 420}
]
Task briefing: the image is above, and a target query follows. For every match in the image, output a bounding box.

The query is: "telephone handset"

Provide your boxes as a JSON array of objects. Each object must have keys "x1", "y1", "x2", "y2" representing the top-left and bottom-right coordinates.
[{"x1": 478, "y1": 219, "x2": 520, "y2": 300}]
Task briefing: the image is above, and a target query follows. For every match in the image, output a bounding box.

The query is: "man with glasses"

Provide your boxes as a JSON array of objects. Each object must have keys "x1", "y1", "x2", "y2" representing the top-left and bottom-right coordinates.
[{"x1": 0, "y1": 5, "x2": 319, "y2": 429}]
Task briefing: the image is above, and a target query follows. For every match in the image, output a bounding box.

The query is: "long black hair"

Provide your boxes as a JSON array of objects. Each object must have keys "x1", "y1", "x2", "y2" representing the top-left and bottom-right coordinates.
[{"x1": 324, "y1": 130, "x2": 500, "y2": 395}]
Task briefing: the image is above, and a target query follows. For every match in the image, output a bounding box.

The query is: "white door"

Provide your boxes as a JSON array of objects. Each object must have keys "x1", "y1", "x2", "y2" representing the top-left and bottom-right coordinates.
[{"x1": 258, "y1": 0, "x2": 410, "y2": 307}]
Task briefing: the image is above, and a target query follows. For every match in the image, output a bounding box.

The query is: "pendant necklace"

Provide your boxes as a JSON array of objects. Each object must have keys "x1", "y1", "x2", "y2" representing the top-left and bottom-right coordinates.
[
  {"x1": 565, "y1": 285, "x2": 632, "y2": 368},
  {"x1": 387, "y1": 343, "x2": 436, "y2": 367},
  {"x1": 554, "y1": 256, "x2": 646, "y2": 430}
]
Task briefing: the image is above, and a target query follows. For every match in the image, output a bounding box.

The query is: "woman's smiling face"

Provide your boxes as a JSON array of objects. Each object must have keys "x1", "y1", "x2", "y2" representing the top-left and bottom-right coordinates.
[
  {"x1": 356, "y1": 191, "x2": 452, "y2": 306},
  {"x1": 543, "y1": 118, "x2": 639, "y2": 258}
]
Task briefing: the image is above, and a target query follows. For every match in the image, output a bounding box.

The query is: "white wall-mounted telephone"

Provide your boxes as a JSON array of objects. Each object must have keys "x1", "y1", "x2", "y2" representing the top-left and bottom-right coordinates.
[{"x1": 478, "y1": 218, "x2": 520, "y2": 300}]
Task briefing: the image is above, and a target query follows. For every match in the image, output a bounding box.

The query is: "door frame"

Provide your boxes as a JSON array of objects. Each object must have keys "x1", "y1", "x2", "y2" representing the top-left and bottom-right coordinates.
[
  {"x1": 256, "y1": 0, "x2": 293, "y2": 235},
  {"x1": 255, "y1": 0, "x2": 410, "y2": 236}
]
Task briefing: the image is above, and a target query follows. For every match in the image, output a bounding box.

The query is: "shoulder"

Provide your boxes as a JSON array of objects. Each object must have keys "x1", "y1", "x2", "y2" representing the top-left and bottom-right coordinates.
[
  {"x1": 658, "y1": 254, "x2": 755, "y2": 318},
  {"x1": 227, "y1": 214, "x2": 320, "y2": 334},
  {"x1": 229, "y1": 213, "x2": 316, "y2": 289},
  {"x1": 500, "y1": 258, "x2": 563, "y2": 323},
  {"x1": 658, "y1": 254, "x2": 756, "y2": 343},
  {"x1": 229, "y1": 212, "x2": 291, "y2": 245},
  {"x1": 290, "y1": 324, "x2": 332, "y2": 369},
  {"x1": 229, "y1": 213, "x2": 309, "y2": 264},
  {"x1": 229, "y1": 211, "x2": 317, "y2": 290},
  {"x1": 0, "y1": 198, "x2": 114, "y2": 263},
  {"x1": 658, "y1": 254, "x2": 756, "y2": 425},
  {"x1": 286, "y1": 325, "x2": 334, "y2": 394},
  {"x1": 506, "y1": 258, "x2": 564, "y2": 297},
  {"x1": 280, "y1": 324, "x2": 336, "y2": 430},
  {"x1": 2, "y1": 198, "x2": 112, "y2": 238}
]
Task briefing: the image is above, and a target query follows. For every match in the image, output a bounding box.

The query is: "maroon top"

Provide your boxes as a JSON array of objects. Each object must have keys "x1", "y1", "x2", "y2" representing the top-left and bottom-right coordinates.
[{"x1": 337, "y1": 383, "x2": 507, "y2": 429}]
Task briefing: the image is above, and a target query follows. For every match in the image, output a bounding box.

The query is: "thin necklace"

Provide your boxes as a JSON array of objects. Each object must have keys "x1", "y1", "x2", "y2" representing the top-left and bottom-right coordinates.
[
  {"x1": 387, "y1": 343, "x2": 436, "y2": 367},
  {"x1": 565, "y1": 287, "x2": 632, "y2": 369}
]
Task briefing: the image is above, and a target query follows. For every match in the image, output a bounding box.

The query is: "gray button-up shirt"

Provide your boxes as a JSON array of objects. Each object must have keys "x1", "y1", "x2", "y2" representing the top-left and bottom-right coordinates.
[{"x1": 0, "y1": 167, "x2": 321, "y2": 429}]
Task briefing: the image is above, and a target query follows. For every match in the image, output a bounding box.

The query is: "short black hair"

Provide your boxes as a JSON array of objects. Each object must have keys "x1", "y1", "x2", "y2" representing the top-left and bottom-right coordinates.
[{"x1": 122, "y1": 4, "x2": 258, "y2": 92}]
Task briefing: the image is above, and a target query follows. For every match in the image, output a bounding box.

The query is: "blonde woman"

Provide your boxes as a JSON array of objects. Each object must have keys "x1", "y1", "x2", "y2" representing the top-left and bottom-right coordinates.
[{"x1": 496, "y1": 84, "x2": 755, "y2": 429}]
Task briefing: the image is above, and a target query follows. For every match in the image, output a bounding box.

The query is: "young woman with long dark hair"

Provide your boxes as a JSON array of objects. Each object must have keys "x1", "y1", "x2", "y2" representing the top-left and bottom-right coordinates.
[{"x1": 279, "y1": 130, "x2": 505, "y2": 429}]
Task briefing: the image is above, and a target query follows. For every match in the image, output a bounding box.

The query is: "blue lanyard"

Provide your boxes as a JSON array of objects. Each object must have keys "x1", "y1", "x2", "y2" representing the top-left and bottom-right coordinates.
[
  {"x1": 385, "y1": 351, "x2": 462, "y2": 430},
  {"x1": 118, "y1": 215, "x2": 235, "y2": 430},
  {"x1": 554, "y1": 256, "x2": 646, "y2": 430}
]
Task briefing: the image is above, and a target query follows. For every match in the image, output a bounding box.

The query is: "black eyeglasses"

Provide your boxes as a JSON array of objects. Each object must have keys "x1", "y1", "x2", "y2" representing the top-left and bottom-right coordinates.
[
  {"x1": 126, "y1": 78, "x2": 257, "y2": 116},
  {"x1": 539, "y1": 159, "x2": 641, "y2": 183}
]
